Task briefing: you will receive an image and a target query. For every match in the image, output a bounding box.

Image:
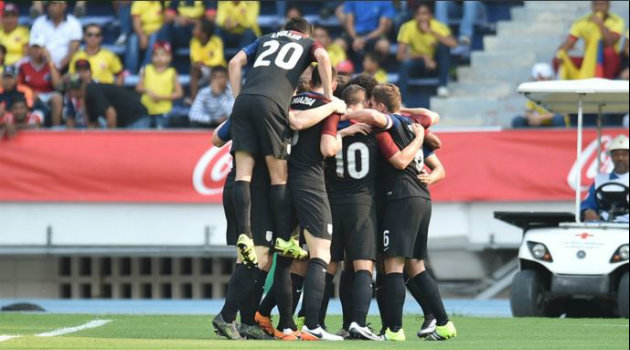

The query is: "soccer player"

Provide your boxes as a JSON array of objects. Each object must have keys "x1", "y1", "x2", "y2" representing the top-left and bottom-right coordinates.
[
  {"x1": 404, "y1": 148, "x2": 448, "y2": 340},
  {"x1": 325, "y1": 84, "x2": 382, "y2": 341},
  {"x1": 346, "y1": 83, "x2": 456, "y2": 341},
  {"x1": 210, "y1": 119, "x2": 274, "y2": 340},
  {"x1": 212, "y1": 94, "x2": 345, "y2": 340},
  {"x1": 283, "y1": 67, "x2": 345, "y2": 341},
  {"x1": 227, "y1": 17, "x2": 333, "y2": 271}
]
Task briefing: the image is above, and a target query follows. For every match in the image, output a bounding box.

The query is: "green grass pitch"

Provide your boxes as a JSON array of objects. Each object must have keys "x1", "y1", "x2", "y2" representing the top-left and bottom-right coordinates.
[{"x1": 0, "y1": 313, "x2": 628, "y2": 350}]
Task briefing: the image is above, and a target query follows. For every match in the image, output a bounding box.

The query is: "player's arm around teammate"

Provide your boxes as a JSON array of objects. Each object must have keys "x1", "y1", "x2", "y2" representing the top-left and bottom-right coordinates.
[{"x1": 289, "y1": 97, "x2": 346, "y2": 131}]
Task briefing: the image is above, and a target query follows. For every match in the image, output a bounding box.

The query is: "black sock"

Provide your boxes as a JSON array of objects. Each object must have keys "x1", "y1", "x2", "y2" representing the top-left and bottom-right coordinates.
[
  {"x1": 242, "y1": 268, "x2": 267, "y2": 325},
  {"x1": 258, "y1": 285, "x2": 276, "y2": 317},
  {"x1": 384, "y1": 273, "x2": 405, "y2": 332},
  {"x1": 274, "y1": 256, "x2": 296, "y2": 330},
  {"x1": 352, "y1": 270, "x2": 373, "y2": 327},
  {"x1": 318, "y1": 272, "x2": 334, "y2": 329},
  {"x1": 303, "y1": 258, "x2": 327, "y2": 329},
  {"x1": 233, "y1": 264, "x2": 255, "y2": 324},
  {"x1": 221, "y1": 262, "x2": 247, "y2": 322},
  {"x1": 405, "y1": 275, "x2": 433, "y2": 318},
  {"x1": 269, "y1": 185, "x2": 293, "y2": 240},
  {"x1": 375, "y1": 272, "x2": 387, "y2": 330},
  {"x1": 339, "y1": 269, "x2": 354, "y2": 330},
  {"x1": 412, "y1": 271, "x2": 449, "y2": 326},
  {"x1": 232, "y1": 181, "x2": 252, "y2": 236},
  {"x1": 291, "y1": 273, "x2": 304, "y2": 313}
]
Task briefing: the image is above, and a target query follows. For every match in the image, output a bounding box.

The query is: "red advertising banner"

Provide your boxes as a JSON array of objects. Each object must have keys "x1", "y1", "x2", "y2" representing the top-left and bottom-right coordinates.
[{"x1": 0, "y1": 129, "x2": 625, "y2": 203}]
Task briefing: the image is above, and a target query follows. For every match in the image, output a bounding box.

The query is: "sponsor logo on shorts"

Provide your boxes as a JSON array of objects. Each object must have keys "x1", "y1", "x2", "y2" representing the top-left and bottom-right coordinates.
[
  {"x1": 327, "y1": 224, "x2": 333, "y2": 234},
  {"x1": 266, "y1": 231, "x2": 273, "y2": 242}
]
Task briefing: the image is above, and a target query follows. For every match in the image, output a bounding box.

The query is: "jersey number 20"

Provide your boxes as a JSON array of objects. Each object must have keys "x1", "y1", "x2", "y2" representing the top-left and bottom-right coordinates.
[{"x1": 253, "y1": 40, "x2": 304, "y2": 70}]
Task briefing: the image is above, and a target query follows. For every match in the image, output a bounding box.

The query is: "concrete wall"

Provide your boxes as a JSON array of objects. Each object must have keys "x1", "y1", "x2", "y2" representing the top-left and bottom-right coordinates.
[{"x1": 0, "y1": 201, "x2": 573, "y2": 249}]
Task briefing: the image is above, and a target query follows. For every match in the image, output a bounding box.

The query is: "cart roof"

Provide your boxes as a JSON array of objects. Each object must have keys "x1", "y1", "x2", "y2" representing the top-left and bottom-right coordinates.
[{"x1": 518, "y1": 78, "x2": 629, "y2": 114}]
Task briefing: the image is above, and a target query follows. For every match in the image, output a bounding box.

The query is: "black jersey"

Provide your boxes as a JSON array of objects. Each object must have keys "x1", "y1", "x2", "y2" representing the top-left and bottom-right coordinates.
[
  {"x1": 325, "y1": 122, "x2": 378, "y2": 204},
  {"x1": 377, "y1": 114, "x2": 430, "y2": 200},
  {"x1": 240, "y1": 30, "x2": 323, "y2": 110},
  {"x1": 288, "y1": 91, "x2": 335, "y2": 189}
]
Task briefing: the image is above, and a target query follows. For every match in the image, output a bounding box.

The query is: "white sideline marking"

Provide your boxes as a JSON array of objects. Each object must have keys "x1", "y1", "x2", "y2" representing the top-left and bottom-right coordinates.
[
  {"x1": 36, "y1": 319, "x2": 111, "y2": 337},
  {"x1": 0, "y1": 335, "x2": 20, "y2": 342}
]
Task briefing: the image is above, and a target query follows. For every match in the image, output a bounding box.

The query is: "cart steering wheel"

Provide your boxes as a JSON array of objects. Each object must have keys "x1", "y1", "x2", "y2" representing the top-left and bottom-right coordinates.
[{"x1": 595, "y1": 182, "x2": 630, "y2": 221}]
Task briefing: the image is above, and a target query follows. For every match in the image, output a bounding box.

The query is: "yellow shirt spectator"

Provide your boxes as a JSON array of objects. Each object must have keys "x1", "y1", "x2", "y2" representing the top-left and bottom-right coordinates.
[
  {"x1": 131, "y1": 1, "x2": 164, "y2": 35},
  {"x1": 0, "y1": 25, "x2": 30, "y2": 65},
  {"x1": 216, "y1": 1, "x2": 261, "y2": 36},
  {"x1": 373, "y1": 69, "x2": 388, "y2": 83},
  {"x1": 70, "y1": 49, "x2": 123, "y2": 84},
  {"x1": 397, "y1": 19, "x2": 451, "y2": 58},
  {"x1": 140, "y1": 64, "x2": 177, "y2": 115},
  {"x1": 558, "y1": 13, "x2": 625, "y2": 79},
  {"x1": 166, "y1": 0, "x2": 209, "y2": 19},
  {"x1": 569, "y1": 13, "x2": 625, "y2": 53},
  {"x1": 525, "y1": 101, "x2": 568, "y2": 127},
  {"x1": 327, "y1": 43, "x2": 347, "y2": 69},
  {"x1": 190, "y1": 36, "x2": 227, "y2": 67}
]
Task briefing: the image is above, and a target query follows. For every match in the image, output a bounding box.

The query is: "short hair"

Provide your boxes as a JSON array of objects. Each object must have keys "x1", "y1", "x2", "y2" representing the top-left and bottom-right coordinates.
[
  {"x1": 310, "y1": 65, "x2": 337, "y2": 89},
  {"x1": 416, "y1": 1, "x2": 435, "y2": 14},
  {"x1": 283, "y1": 17, "x2": 312, "y2": 35},
  {"x1": 84, "y1": 23, "x2": 102, "y2": 33},
  {"x1": 371, "y1": 83, "x2": 401, "y2": 113},
  {"x1": 10, "y1": 95, "x2": 27, "y2": 107},
  {"x1": 364, "y1": 51, "x2": 384, "y2": 66},
  {"x1": 342, "y1": 84, "x2": 366, "y2": 106},
  {"x1": 296, "y1": 78, "x2": 310, "y2": 94},
  {"x1": 210, "y1": 65, "x2": 228, "y2": 76},
  {"x1": 313, "y1": 25, "x2": 328, "y2": 35},
  {"x1": 347, "y1": 73, "x2": 378, "y2": 98},
  {"x1": 286, "y1": 4, "x2": 303, "y2": 18},
  {"x1": 200, "y1": 19, "x2": 215, "y2": 37},
  {"x1": 333, "y1": 74, "x2": 351, "y2": 98}
]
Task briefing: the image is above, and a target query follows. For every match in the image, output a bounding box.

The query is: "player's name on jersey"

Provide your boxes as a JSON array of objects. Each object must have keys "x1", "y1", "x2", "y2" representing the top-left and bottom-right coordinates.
[
  {"x1": 292, "y1": 96, "x2": 318, "y2": 106},
  {"x1": 271, "y1": 30, "x2": 304, "y2": 40}
]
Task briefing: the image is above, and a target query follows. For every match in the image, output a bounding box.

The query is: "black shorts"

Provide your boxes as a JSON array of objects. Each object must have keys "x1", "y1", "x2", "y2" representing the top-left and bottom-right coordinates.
[
  {"x1": 381, "y1": 197, "x2": 431, "y2": 259},
  {"x1": 330, "y1": 200, "x2": 378, "y2": 262},
  {"x1": 290, "y1": 185, "x2": 333, "y2": 241},
  {"x1": 230, "y1": 94, "x2": 290, "y2": 159}
]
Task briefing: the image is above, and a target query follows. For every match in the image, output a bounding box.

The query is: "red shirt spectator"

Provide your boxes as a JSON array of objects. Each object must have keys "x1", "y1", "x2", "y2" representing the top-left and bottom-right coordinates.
[
  {"x1": 17, "y1": 59, "x2": 54, "y2": 93},
  {"x1": 16, "y1": 34, "x2": 60, "y2": 93}
]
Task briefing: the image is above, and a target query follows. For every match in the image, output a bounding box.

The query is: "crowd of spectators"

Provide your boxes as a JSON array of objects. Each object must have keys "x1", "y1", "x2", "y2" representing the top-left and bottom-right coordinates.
[{"x1": 0, "y1": 1, "x2": 627, "y2": 135}]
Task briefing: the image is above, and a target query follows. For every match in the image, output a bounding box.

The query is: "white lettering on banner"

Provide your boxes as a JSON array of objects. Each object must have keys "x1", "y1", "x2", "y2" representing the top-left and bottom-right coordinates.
[
  {"x1": 567, "y1": 135, "x2": 613, "y2": 191},
  {"x1": 193, "y1": 144, "x2": 232, "y2": 195}
]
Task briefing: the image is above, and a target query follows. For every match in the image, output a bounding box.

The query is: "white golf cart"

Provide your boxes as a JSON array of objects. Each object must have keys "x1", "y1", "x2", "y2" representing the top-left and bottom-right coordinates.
[{"x1": 495, "y1": 78, "x2": 629, "y2": 318}]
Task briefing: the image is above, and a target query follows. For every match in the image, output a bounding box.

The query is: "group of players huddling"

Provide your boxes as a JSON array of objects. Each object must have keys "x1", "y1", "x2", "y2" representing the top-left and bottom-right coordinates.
[{"x1": 210, "y1": 17, "x2": 456, "y2": 342}]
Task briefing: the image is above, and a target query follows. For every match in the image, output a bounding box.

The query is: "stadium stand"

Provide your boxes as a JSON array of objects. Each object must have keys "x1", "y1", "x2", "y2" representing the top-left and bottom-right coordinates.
[
  {"x1": 10, "y1": 1, "x2": 525, "y2": 127},
  {"x1": 5, "y1": 1, "x2": 629, "y2": 129},
  {"x1": 431, "y1": 0, "x2": 630, "y2": 127}
]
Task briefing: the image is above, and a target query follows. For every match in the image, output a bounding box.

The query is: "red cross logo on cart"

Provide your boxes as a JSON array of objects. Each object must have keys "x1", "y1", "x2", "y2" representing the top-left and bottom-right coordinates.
[{"x1": 576, "y1": 233, "x2": 593, "y2": 240}]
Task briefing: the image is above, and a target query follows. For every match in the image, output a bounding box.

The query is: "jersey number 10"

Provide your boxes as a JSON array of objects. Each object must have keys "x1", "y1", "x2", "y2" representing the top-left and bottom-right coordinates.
[
  {"x1": 253, "y1": 40, "x2": 304, "y2": 70},
  {"x1": 335, "y1": 142, "x2": 370, "y2": 179}
]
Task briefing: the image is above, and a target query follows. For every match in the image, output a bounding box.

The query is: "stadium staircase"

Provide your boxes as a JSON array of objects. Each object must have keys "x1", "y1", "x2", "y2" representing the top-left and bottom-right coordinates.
[{"x1": 430, "y1": 0, "x2": 628, "y2": 128}]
